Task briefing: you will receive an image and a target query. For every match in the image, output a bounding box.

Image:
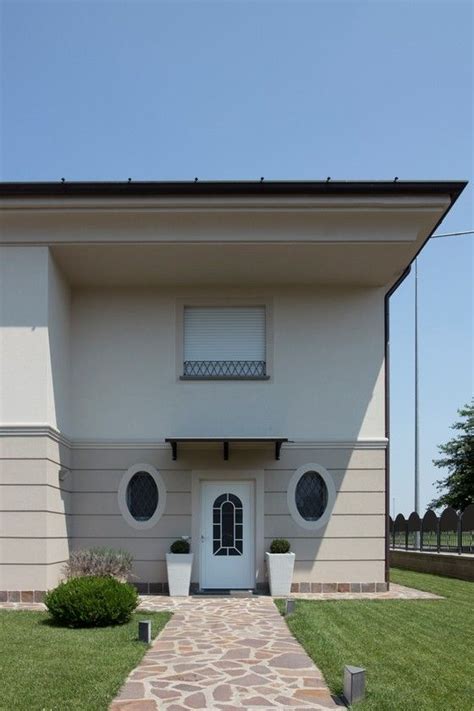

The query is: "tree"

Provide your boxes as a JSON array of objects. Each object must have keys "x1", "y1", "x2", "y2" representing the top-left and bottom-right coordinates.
[{"x1": 429, "y1": 401, "x2": 474, "y2": 511}]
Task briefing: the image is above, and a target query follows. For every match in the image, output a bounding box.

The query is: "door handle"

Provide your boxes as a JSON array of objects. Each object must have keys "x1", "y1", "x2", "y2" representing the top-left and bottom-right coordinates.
[{"x1": 200, "y1": 534, "x2": 206, "y2": 541}]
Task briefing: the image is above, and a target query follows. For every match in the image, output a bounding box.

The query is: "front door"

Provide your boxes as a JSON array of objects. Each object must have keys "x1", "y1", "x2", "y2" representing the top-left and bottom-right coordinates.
[{"x1": 200, "y1": 481, "x2": 255, "y2": 589}]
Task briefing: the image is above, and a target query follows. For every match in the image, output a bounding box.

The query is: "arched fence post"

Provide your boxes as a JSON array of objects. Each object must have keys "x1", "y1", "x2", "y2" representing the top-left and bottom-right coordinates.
[
  {"x1": 421, "y1": 509, "x2": 438, "y2": 551},
  {"x1": 407, "y1": 512, "x2": 421, "y2": 549},
  {"x1": 394, "y1": 514, "x2": 406, "y2": 549},
  {"x1": 460, "y1": 504, "x2": 474, "y2": 554},
  {"x1": 439, "y1": 507, "x2": 460, "y2": 554}
]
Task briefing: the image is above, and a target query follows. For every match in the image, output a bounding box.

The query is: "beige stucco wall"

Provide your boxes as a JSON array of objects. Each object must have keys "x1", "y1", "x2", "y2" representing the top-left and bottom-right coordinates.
[
  {"x1": 0, "y1": 434, "x2": 71, "y2": 590},
  {"x1": 0, "y1": 434, "x2": 385, "y2": 590},
  {"x1": 70, "y1": 444, "x2": 385, "y2": 587},
  {"x1": 70, "y1": 285, "x2": 385, "y2": 441},
  {"x1": 0, "y1": 247, "x2": 71, "y2": 590},
  {"x1": 0, "y1": 246, "x2": 70, "y2": 431},
  {"x1": 0, "y1": 247, "x2": 386, "y2": 591}
]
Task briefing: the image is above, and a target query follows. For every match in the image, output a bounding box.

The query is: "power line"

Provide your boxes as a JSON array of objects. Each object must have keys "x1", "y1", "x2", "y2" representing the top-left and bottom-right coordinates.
[{"x1": 432, "y1": 229, "x2": 474, "y2": 238}]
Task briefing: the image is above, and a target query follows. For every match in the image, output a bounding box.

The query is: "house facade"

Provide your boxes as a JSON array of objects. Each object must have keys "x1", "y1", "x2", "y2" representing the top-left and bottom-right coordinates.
[{"x1": 0, "y1": 180, "x2": 465, "y2": 597}]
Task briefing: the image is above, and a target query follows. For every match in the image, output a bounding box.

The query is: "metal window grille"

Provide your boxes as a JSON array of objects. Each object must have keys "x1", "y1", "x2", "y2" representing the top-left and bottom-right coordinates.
[
  {"x1": 295, "y1": 471, "x2": 328, "y2": 522},
  {"x1": 212, "y1": 493, "x2": 243, "y2": 556},
  {"x1": 126, "y1": 472, "x2": 158, "y2": 521},
  {"x1": 183, "y1": 360, "x2": 266, "y2": 377}
]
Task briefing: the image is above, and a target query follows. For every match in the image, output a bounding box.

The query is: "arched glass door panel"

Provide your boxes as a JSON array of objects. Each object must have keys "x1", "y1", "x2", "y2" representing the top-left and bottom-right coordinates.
[{"x1": 213, "y1": 493, "x2": 243, "y2": 556}]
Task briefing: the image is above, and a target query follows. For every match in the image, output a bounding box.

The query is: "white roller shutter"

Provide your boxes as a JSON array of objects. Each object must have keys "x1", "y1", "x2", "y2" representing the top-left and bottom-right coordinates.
[{"x1": 184, "y1": 306, "x2": 266, "y2": 362}]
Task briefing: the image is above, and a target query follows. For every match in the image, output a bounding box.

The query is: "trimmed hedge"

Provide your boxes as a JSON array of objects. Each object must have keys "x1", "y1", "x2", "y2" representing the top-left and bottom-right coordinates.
[
  {"x1": 45, "y1": 576, "x2": 138, "y2": 627},
  {"x1": 170, "y1": 539, "x2": 190, "y2": 554},
  {"x1": 270, "y1": 538, "x2": 291, "y2": 553}
]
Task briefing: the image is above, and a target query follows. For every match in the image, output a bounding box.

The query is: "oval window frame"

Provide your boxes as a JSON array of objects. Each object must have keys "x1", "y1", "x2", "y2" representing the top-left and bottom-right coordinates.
[
  {"x1": 118, "y1": 463, "x2": 166, "y2": 530},
  {"x1": 287, "y1": 463, "x2": 336, "y2": 531}
]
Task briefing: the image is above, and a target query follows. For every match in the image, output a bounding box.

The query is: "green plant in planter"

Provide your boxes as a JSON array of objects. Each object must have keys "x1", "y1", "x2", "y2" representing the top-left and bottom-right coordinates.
[
  {"x1": 270, "y1": 538, "x2": 291, "y2": 554},
  {"x1": 45, "y1": 575, "x2": 138, "y2": 627},
  {"x1": 170, "y1": 539, "x2": 190, "y2": 554}
]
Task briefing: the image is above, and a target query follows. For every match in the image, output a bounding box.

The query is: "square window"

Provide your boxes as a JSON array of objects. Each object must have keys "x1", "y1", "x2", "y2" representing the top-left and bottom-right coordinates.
[{"x1": 182, "y1": 306, "x2": 266, "y2": 378}]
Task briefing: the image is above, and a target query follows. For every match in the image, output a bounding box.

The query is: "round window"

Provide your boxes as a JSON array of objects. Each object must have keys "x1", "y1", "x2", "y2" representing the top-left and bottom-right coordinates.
[
  {"x1": 287, "y1": 463, "x2": 335, "y2": 531},
  {"x1": 118, "y1": 464, "x2": 166, "y2": 530},
  {"x1": 126, "y1": 471, "x2": 158, "y2": 521},
  {"x1": 295, "y1": 471, "x2": 328, "y2": 521}
]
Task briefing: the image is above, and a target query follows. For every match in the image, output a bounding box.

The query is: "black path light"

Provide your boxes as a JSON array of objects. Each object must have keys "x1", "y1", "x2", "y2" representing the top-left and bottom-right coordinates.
[{"x1": 138, "y1": 620, "x2": 151, "y2": 644}]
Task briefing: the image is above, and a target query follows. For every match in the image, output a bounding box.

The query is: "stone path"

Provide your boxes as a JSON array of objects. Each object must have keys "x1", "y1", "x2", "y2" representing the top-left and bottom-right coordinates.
[{"x1": 111, "y1": 596, "x2": 340, "y2": 710}]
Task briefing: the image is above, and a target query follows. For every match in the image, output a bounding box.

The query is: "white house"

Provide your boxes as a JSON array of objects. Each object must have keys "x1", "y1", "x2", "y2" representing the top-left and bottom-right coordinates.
[{"x1": 0, "y1": 180, "x2": 465, "y2": 599}]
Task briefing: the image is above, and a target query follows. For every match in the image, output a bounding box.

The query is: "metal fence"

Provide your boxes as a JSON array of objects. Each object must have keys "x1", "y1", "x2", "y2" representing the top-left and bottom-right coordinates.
[{"x1": 390, "y1": 504, "x2": 474, "y2": 554}]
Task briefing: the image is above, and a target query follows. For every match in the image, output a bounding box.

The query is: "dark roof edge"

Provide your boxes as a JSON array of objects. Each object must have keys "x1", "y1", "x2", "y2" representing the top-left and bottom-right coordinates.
[{"x1": 0, "y1": 179, "x2": 468, "y2": 202}]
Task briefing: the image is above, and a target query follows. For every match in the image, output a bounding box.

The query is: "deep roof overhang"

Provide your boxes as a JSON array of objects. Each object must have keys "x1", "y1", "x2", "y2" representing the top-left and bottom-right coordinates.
[{"x1": 0, "y1": 179, "x2": 467, "y2": 290}]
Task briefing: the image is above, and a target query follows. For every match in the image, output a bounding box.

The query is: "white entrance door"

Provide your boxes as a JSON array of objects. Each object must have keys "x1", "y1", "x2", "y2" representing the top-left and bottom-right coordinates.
[{"x1": 200, "y1": 481, "x2": 255, "y2": 589}]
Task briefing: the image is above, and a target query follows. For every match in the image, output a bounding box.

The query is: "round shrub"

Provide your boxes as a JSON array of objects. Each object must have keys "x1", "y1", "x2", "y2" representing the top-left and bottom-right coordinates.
[
  {"x1": 170, "y1": 539, "x2": 190, "y2": 554},
  {"x1": 44, "y1": 576, "x2": 138, "y2": 627},
  {"x1": 270, "y1": 538, "x2": 291, "y2": 554}
]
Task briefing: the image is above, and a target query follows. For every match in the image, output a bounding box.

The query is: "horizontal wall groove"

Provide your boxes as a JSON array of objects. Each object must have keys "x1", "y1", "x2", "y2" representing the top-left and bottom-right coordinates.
[
  {"x1": 0, "y1": 561, "x2": 68, "y2": 566},
  {"x1": 295, "y1": 559, "x2": 386, "y2": 563},
  {"x1": 69, "y1": 513, "x2": 190, "y2": 517},
  {"x1": 0, "y1": 536, "x2": 69, "y2": 540},
  {"x1": 0, "y1": 510, "x2": 68, "y2": 515},
  {"x1": 265, "y1": 489, "x2": 384, "y2": 494},
  {"x1": 0, "y1": 483, "x2": 72, "y2": 493},
  {"x1": 70, "y1": 490, "x2": 191, "y2": 495},
  {"x1": 71, "y1": 536, "x2": 186, "y2": 540},
  {"x1": 263, "y1": 536, "x2": 385, "y2": 540},
  {"x1": 0, "y1": 458, "x2": 67, "y2": 467},
  {"x1": 264, "y1": 512, "x2": 383, "y2": 517}
]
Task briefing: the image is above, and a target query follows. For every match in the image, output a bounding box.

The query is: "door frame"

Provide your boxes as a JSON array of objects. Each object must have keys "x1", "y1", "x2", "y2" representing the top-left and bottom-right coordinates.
[{"x1": 191, "y1": 470, "x2": 264, "y2": 591}]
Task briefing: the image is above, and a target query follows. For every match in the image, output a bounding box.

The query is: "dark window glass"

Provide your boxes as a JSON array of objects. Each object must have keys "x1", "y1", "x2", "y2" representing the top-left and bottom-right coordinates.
[
  {"x1": 126, "y1": 472, "x2": 158, "y2": 521},
  {"x1": 212, "y1": 493, "x2": 243, "y2": 556},
  {"x1": 221, "y1": 501, "x2": 234, "y2": 546},
  {"x1": 295, "y1": 471, "x2": 328, "y2": 522}
]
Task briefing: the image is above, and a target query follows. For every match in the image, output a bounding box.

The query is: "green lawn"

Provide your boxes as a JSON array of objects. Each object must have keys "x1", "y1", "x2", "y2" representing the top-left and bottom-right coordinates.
[
  {"x1": 0, "y1": 610, "x2": 170, "y2": 710},
  {"x1": 276, "y1": 569, "x2": 473, "y2": 710}
]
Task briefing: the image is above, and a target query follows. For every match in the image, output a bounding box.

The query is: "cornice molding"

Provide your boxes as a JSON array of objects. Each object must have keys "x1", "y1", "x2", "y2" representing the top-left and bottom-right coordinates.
[
  {"x1": 0, "y1": 194, "x2": 449, "y2": 213},
  {"x1": 0, "y1": 425, "x2": 388, "y2": 451}
]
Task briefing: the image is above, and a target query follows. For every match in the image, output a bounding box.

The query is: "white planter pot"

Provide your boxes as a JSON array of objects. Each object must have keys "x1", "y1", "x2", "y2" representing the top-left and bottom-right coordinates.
[
  {"x1": 266, "y1": 552, "x2": 295, "y2": 596},
  {"x1": 166, "y1": 553, "x2": 194, "y2": 596}
]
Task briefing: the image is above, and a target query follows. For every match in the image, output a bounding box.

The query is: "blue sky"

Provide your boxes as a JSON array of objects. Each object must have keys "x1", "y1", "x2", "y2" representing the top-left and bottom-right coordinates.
[{"x1": 1, "y1": 0, "x2": 472, "y2": 514}]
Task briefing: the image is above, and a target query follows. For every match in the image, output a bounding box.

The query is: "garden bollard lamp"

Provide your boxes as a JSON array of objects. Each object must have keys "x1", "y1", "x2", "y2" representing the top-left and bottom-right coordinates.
[
  {"x1": 285, "y1": 598, "x2": 296, "y2": 615},
  {"x1": 343, "y1": 665, "x2": 366, "y2": 704},
  {"x1": 138, "y1": 620, "x2": 151, "y2": 644}
]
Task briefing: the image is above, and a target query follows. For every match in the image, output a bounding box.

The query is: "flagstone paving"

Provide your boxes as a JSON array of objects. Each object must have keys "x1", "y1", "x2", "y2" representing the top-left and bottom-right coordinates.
[{"x1": 111, "y1": 596, "x2": 341, "y2": 710}]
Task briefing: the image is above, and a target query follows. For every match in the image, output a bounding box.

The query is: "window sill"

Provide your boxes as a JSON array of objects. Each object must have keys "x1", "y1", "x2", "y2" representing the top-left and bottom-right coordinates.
[{"x1": 180, "y1": 375, "x2": 271, "y2": 381}]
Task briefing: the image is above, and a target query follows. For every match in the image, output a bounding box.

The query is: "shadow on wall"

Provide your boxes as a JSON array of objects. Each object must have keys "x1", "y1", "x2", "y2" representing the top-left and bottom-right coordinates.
[{"x1": 67, "y1": 283, "x2": 386, "y2": 441}]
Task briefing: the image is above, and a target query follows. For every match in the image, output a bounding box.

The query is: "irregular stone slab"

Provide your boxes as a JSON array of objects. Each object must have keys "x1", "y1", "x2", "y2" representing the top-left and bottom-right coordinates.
[{"x1": 270, "y1": 652, "x2": 314, "y2": 669}]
